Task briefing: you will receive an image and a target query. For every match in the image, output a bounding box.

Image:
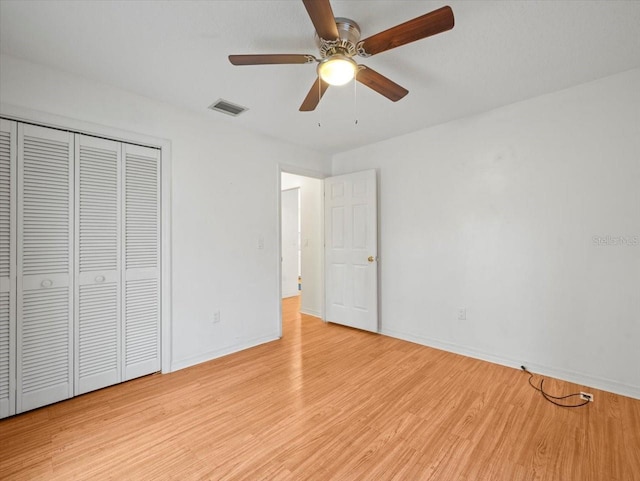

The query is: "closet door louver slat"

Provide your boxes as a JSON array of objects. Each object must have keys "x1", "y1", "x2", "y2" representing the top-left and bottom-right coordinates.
[
  {"x1": 74, "y1": 135, "x2": 121, "y2": 395},
  {"x1": 123, "y1": 144, "x2": 160, "y2": 381},
  {"x1": 17, "y1": 124, "x2": 74, "y2": 413},
  {"x1": 0, "y1": 119, "x2": 17, "y2": 419}
]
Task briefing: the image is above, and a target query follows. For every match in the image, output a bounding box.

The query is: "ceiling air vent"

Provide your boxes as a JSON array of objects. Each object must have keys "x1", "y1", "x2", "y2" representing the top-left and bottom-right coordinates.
[{"x1": 208, "y1": 99, "x2": 248, "y2": 117}]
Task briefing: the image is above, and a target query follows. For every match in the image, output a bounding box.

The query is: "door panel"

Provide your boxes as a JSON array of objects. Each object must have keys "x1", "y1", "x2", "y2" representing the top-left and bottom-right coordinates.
[
  {"x1": 17, "y1": 124, "x2": 74, "y2": 413},
  {"x1": 352, "y1": 204, "x2": 367, "y2": 248},
  {"x1": 331, "y1": 206, "x2": 345, "y2": 247},
  {"x1": 20, "y1": 286, "x2": 71, "y2": 410},
  {"x1": 324, "y1": 170, "x2": 378, "y2": 332},
  {"x1": 124, "y1": 277, "x2": 158, "y2": 379},
  {"x1": 330, "y1": 264, "x2": 346, "y2": 307},
  {"x1": 123, "y1": 144, "x2": 160, "y2": 381},
  {"x1": 75, "y1": 135, "x2": 121, "y2": 395}
]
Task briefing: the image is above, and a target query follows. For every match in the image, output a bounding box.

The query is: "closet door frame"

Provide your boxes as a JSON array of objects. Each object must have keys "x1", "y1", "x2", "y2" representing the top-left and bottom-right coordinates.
[{"x1": 1, "y1": 104, "x2": 173, "y2": 376}]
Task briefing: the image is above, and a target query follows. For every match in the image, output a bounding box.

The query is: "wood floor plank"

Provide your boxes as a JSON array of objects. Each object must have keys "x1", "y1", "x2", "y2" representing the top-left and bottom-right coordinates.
[{"x1": 1, "y1": 295, "x2": 639, "y2": 480}]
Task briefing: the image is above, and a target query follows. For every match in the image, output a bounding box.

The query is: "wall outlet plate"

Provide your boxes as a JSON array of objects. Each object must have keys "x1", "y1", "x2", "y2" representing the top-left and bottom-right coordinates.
[{"x1": 580, "y1": 392, "x2": 594, "y2": 402}]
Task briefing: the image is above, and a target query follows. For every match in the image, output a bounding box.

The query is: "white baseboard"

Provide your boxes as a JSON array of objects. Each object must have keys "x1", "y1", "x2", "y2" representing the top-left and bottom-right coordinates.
[
  {"x1": 170, "y1": 334, "x2": 279, "y2": 372},
  {"x1": 282, "y1": 291, "x2": 300, "y2": 299},
  {"x1": 381, "y1": 327, "x2": 640, "y2": 400},
  {"x1": 300, "y1": 307, "x2": 322, "y2": 319}
]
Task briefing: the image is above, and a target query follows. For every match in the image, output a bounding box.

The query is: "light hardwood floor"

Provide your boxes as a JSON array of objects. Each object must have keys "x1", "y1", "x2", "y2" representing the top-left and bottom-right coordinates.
[{"x1": 1, "y1": 296, "x2": 639, "y2": 480}]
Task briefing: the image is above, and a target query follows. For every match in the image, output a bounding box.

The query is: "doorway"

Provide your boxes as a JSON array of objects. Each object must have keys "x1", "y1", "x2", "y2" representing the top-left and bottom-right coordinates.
[
  {"x1": 281, "y1": 187, "x2": 300, "y2": 299},
  {"x1": 280, "y1": 172, "x2": 324, "y2": 327}
]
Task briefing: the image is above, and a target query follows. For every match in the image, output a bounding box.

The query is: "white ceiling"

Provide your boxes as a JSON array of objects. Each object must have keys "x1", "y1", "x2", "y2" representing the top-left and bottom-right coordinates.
[{"x1": 1, "y1": 1, "x2": 639, "y2": 155}]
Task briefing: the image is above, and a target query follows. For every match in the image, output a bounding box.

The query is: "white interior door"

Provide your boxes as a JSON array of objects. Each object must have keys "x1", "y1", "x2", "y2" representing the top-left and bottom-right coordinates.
[
  {"x1": 74, "y1": 134, "x2": 122, "y2": 395},
  {"x1": 281, "y1": 188, "x2": 299, "y2": 299},
  {"x1": 0, "y1": 119, "x2": 17, "y2": 418},
  {"x1": 123, "y1": 143, "x2": 160, "y2": 381},
  {"x1": 17, "y1": 123, "x2": 74, "y2": 413},
  {"x1": 324, "y1": 169, "x2": 378, "y2": 332}
]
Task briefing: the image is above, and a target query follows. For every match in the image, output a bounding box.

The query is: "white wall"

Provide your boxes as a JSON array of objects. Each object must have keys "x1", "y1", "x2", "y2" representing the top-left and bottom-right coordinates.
[
  {"x1": 333, "y1": 68, "x2": 640, "y2": 399},
  {"x1": 0, "y1": 54, "x2": 331, "y2": 371},
  {"x1": 281, "y1": 173, "x2": 324, "y2": 318}
]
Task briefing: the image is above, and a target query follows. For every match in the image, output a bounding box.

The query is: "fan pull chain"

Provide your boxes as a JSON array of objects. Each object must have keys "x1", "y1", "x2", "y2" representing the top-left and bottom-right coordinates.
[
  {"x1": 353, "y1": 73, "x2": 358, "y2": 125},
  {"x1": 318, "y1": 78, "x2": 322, "y2": 128}
]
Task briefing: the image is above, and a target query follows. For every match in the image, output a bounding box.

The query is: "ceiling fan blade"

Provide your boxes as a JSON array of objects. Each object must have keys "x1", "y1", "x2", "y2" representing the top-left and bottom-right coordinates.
[
  {"x1": 300, "y1": 77, "x2": 330, "y2": 111},
  {"x1": 358, "y1": 6, "x2": 454, "y2": 57},
  {"x1": 229, "y1": 54, "x2": 316, "y2": 65},
  {"x1": 302, "y1": 0, "x2": 339, "y2": 40},
  {"x1": 356, "y1": 66, "x2": 408, "y2": 102}
]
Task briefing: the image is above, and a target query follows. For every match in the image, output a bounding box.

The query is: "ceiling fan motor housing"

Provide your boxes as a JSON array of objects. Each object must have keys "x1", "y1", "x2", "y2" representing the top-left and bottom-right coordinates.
[{"x1": 315, "y1": 17, "x2": 361, "y2": 58}]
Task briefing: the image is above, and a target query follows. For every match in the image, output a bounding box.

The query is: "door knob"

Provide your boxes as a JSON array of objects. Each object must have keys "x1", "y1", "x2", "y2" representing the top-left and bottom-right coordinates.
[
  {"x1": 368, "y1": 256, "x2": 375, "y2": 263},
  {"x1": 41, "y1": 279, "x2": 53, "y2": 288}
]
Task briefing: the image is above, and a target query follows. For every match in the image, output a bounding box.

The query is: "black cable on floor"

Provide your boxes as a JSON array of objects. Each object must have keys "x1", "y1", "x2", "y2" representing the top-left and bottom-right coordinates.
[{"x1": 521, "y1": 366, "x2": 590, "y2": 408}]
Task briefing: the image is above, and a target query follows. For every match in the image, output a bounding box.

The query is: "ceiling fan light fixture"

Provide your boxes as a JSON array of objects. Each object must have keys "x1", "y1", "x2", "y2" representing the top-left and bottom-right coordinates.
[{"x1": 317, "y1": 55, "x2": 357, "y2": 86}]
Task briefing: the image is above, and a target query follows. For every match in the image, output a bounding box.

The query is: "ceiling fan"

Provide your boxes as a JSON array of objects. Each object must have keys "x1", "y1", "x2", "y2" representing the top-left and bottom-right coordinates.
[{"x1": 228, "y1": 0, "x2": 454, "y2": 112}]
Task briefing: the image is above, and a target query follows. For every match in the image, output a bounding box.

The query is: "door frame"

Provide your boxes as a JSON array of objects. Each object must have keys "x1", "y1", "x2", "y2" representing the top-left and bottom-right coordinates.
[
  {"x1": 1, "y1": 102, "x2": 173, "y2": 375},
  {"x1": 277, "y1": 164, "x2": 326, "y2": 338}
]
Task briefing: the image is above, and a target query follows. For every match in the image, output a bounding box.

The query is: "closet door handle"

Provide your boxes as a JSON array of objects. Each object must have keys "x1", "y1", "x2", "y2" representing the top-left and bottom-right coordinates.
[
  {"x1": 41, "y1": 279, "x2": 53, "y2": 288},
  {"x1": 95, "y1": 275, "x2": 106, "y2": 283}
]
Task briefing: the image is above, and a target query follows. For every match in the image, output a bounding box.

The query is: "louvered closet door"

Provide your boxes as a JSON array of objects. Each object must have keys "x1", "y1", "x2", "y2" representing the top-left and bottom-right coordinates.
[
  {"x1": 74, "y1": 135, "x2": 121, "y2": 395},
  {"x1": 0, "y1": 119, "x2": 17, "y2": 419},
  {"x1": 123, "y1": 144, "x2": 160, "y2": 381},
  {"x1": 17, "y1": 124, "x2": 74, "y2": 413}
]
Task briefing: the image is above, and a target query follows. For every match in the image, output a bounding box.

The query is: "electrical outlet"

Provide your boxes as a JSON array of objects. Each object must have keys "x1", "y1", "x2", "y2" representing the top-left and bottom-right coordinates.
[
  {"x1": 458, "y1": 308, "x2": 466, "y2": 320},
  {"x1": 580, "y1": 392, "x2": 594, "y2": 402},
  {"x1": 213, "y1": 310, "x2": 221, "y2": 324}
]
